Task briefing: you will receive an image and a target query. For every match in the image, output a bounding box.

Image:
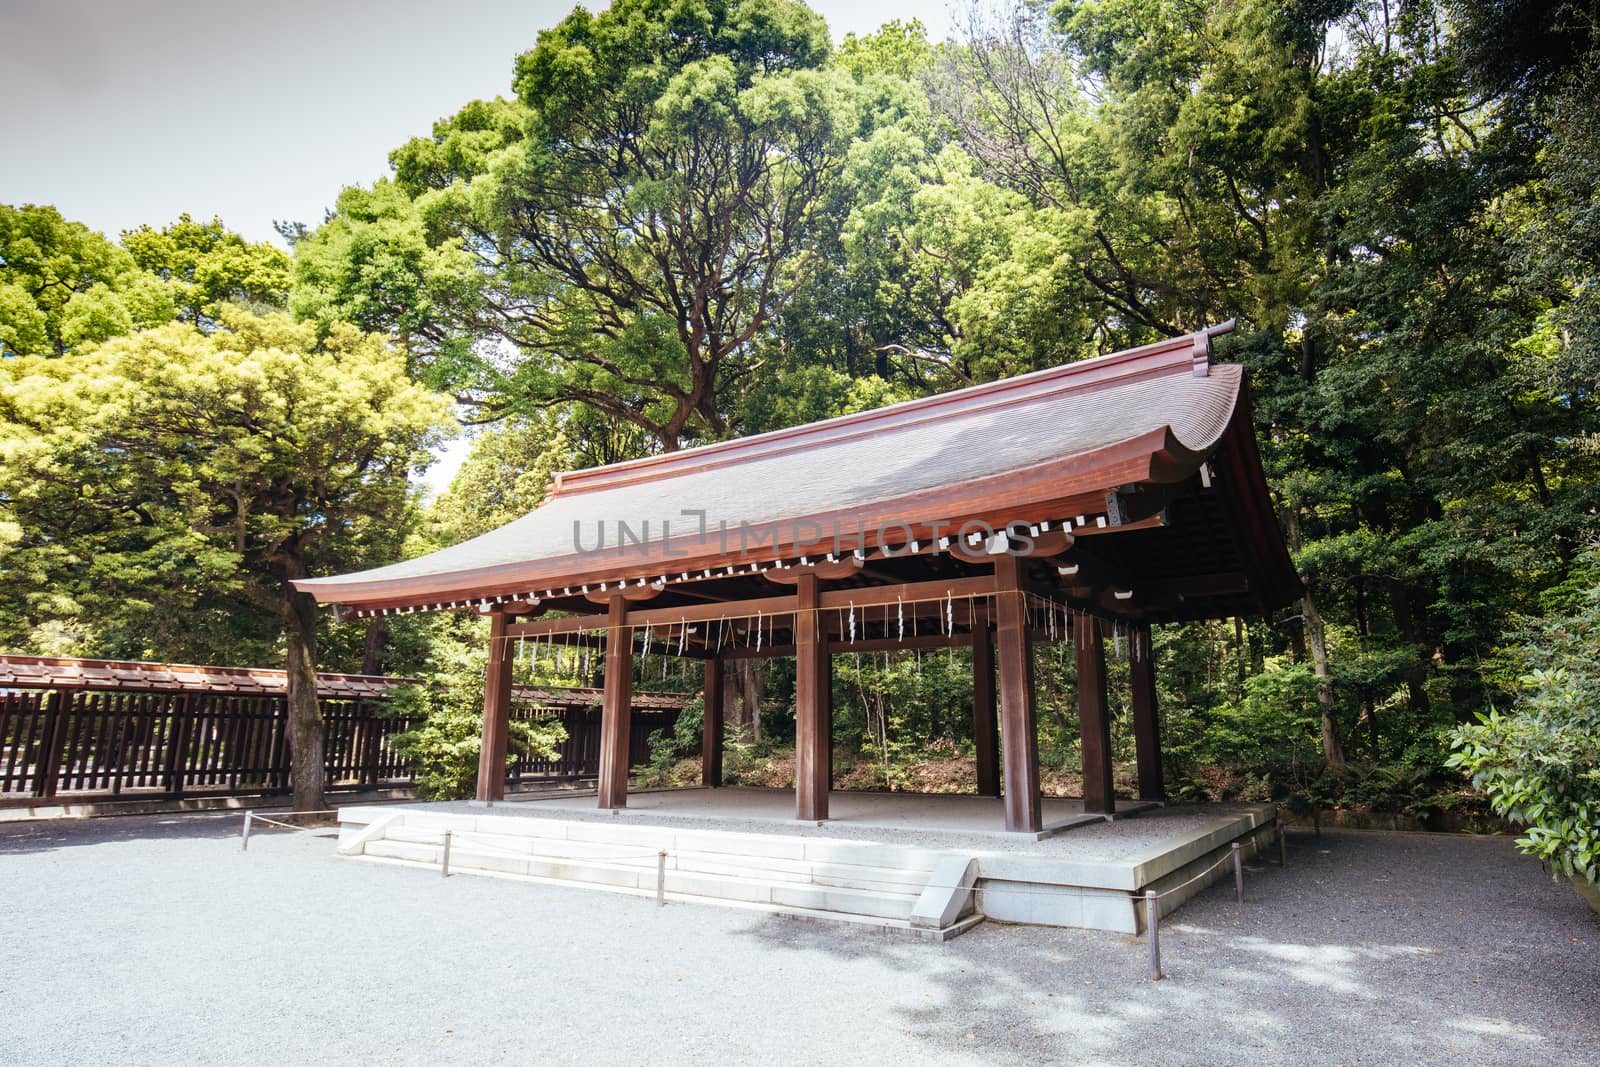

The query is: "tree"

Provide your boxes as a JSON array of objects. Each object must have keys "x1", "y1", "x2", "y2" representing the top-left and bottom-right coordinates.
[
  {"x1": 121, "y1": 213, "x2": 290, "y2": 328},
  {"x1": 0, "y1": 310, "x2": 453, "y2": 809},
  {"x1": 296, "y1": 0, "x2": 870, "y2": 451},
  {"x1": 0, "y1": 204, "x2": 172, "y2": 356}
]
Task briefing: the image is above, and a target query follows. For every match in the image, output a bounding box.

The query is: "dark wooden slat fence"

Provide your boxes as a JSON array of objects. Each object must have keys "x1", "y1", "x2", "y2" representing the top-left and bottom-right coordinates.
[{"x1": 0, "y1": 666, "x2": 685, "y2": 804}]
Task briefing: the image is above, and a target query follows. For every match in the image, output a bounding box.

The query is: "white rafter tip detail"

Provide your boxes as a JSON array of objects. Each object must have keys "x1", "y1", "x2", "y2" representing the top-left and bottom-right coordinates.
[
  {"x1": 1096, "y1": 516, "x2": 1108, "y2": 528},
  {"x1": 985, "y1": 533, "x2": 1010, "y2": 555},
  {"x1": 1113, "y1": 589, "x2": 1135, "y2": 600},
  {"x1": 1058, "y1": 563, "x2": 1080, "y2": 576}
]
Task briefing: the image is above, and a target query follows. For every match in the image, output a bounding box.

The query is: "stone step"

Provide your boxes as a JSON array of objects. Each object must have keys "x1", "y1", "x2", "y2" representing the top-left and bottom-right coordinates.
[
  {"x1": 377, "y1": 811, "x2": 943, "y2": 872},
  {"x1": 361, "y1": 839, "x2": 921, "y2": 921},
  {"x1": 383, "y1": 824, "x2": 934, "y2": 894}
]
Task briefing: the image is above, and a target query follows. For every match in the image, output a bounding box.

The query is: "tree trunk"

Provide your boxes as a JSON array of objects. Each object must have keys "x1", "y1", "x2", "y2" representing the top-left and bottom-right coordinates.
[
  {"x1": 731, "y1": 658, "x2": 762, "y2": 742},
  {"x1": 1303, "y1": 588, "x2": 1345, "y2": 770},
  {"x1": 360, "y1": 617, "x2": 387, "y2": 676},
  {"x1": 283, "y1": 584, "x2": 327, "y2": 812}
]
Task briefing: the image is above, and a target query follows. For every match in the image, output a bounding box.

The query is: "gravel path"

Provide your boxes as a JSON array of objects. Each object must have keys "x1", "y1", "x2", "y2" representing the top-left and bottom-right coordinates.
[{"x1": 1, "y1": 814, "x2": 1594, "y2": 1066}]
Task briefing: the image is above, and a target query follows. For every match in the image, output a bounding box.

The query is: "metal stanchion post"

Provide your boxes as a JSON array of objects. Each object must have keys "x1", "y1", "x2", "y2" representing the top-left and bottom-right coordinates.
[
  {"x1": 441, "y1": 830, "x2": 453, "y2": 878},
  {"x1": 1146, "y1": 890, "x2": 1162, "y2": 981},
  {"x1": 1232, "y1": 842, "x2": 1244, "y2": 904},
  {"x1": 241, "y1": 811, "x2": 253, "y2": 852},
  {"x1": 657, "y1": 850, "x2": 668, "y2": 908}
]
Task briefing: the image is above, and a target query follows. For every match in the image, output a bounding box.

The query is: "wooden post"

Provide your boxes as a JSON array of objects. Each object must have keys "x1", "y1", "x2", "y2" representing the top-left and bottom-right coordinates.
[
  {"x1": 597, "y1": 596, "x2": 634, "y2": 809},
  {"x1": 993, "y1": 555, "x2": 1041, "y2": 832},
  {"x1": 475, "y1": 611, "x2": 514, "y2": 803},
  {"x1": 163, "y1": 692, "x2": 191, "y2": 799},
  {"x1": 794, "y1": 572, "x2": 830, "y2": 821},
  {"x1": 971, "y1": 624, "x2": 1000, "y2": 798},
  {"x1": 1130, "y1": 621, "x2": 1166, "y2": 802},
  {"x1": 1077, "y1": 617, "x2": 1115, "y2": 815},
  {"x1": 34, "y1": 688, "x2": 74, "y2": 799},
  {"x1": 702, "y1": 656, "x2": 724, "y2": 787}
]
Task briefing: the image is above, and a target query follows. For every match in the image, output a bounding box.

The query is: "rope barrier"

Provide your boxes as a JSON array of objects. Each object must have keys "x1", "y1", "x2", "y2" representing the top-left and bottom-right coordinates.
[
  {"x1": 257, "y1": 807, "x2": 1288, "y2": 982},
  {"x1": 239, "y1": 809, "x2": 342, "y2": 850}
]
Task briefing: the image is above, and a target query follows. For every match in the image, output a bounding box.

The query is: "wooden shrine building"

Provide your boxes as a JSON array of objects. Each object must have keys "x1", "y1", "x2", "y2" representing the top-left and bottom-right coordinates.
[{"x1": 296, "y1": 323, "x2": 1299, "y2": 832}]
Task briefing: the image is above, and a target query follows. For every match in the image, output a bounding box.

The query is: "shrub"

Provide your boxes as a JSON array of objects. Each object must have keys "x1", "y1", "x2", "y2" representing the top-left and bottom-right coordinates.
[
  {"x1": 387, "y1": 647, "x2": 566, "y2": 800},
  {"x1": 1449, "y1": 549, "x2": 1600, "y2": 887}
]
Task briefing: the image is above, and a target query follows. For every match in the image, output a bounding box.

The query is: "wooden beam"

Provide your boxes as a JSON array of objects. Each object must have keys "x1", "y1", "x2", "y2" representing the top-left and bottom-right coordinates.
[
  {"x1": 584, "y1": 584, "x2": 663, "y2": 605},
  {"x1": 703, "y1": 657, "x2": 724, "y2": 788},
  {"x1": 597, "y1": 596, "x2": 633, "y2": 809},
  {"x1": 1077, "y1": 619, "x2": 1115, "y2": 815},
  {"x1": 761, "y1": 558, "x2": 864, "y2": 583},
  {"x1": 507, "y1": 593, "x2": 796, "y2": 639},
  {"x1": 993, "y1": 555, "x2": 1041, "y2": 832},
  {"x1": 1130, "y1": 621, "x2": 1164, "y2": 802},
  {"x1": 817, "y1": 574, "x2": 996, "y2": 612},
  {"x1": 475, "y1": 612, "x2": 514, "y2": 803},
  {"x1": 971, "y1": 624, "x2": 1000, "y2": 798},
  {"x1": 794, "y1": 572, "x2": 830, "y2": 821}
]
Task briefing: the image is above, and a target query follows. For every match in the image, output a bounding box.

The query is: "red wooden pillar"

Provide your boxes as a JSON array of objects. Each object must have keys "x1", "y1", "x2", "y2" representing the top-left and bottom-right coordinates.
[
  {"x1": 1077, "y1": 617, "x2": 1115, "y2": 815},
  {"x1": 475, "y1": 611, "x2": 514, "y2": 803},
  {"x1": 597, "y1": 596, "x2": 634, "y2": 809},
  {"x1": 971, "y1": 624, "x2": 1000, "y2": 798},
  {"x1": 993, "y1": 556, "x2": 1041, "y2": 832},
  {"x1": 1130, "y1": 621, "x2": 1165, "y2": 801},
  {"x1": 794, "y1": 573, "x2": 830, "y2": 821},
  {"x1": 702, "y1": 656, "x2": 724, "y2": 787}
]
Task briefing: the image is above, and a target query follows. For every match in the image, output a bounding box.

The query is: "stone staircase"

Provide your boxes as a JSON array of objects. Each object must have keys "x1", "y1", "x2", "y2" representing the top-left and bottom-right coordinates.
[{"x1": 337, "y1": 808, "x2": 982, "y2": 939}]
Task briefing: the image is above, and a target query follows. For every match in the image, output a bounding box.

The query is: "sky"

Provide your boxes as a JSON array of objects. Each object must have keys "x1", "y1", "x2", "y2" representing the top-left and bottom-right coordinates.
[
  {"x1": 1, "y1": 0, "x2": 953, "y2": 246},
  {"x1": 1, "y1": 0, "x2": 954, "y2": 494}
]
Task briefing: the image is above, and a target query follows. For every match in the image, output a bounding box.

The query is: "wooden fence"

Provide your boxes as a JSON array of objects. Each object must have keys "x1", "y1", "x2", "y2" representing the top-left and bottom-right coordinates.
[
  {"x1": 0, "y1": 688, "x2": 418, "y2": 801},
  {"x1": 0, "y1": 663, "x2": 686, "y2": 804}
]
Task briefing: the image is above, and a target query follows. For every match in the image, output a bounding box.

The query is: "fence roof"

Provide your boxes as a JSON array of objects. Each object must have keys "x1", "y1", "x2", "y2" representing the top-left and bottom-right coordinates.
[{"x1": 0, "y1": 655, "x2": 690, "y2": 709}]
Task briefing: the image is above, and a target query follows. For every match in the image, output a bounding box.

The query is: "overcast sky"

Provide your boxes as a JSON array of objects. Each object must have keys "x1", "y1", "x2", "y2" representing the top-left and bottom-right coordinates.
[{"x1": 1, "y1": 0, "x2": 953, "y2": 246}]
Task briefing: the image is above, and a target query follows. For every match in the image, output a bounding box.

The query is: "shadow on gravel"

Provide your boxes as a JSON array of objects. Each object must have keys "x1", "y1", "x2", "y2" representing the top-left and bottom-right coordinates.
[
  {"x1": 735, "y1": 830, "x2": 1598, "y2": 1065},
  {"x1": 0, "y1": 810, "x2": 267, "y2": 855}
]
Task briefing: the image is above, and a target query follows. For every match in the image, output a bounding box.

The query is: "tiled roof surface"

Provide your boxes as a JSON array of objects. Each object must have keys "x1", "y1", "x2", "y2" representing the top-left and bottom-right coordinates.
[{"x1": 298, "y1": 331, "x2": 1243, "y2": 604}]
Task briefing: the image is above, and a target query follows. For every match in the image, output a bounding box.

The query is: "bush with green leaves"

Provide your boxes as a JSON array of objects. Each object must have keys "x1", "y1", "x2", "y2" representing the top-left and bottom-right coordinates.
[
  {"x1": 387, "y1": 642, "x2": 566, "y2": 800},
  {"x1": 1449, "y1": 549, "x2": 1600, "y2": 887}
]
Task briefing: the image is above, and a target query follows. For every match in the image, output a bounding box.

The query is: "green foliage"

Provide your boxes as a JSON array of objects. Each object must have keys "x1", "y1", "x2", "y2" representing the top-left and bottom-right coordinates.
[
  {"x1": 120, "y1": 214, "x2": 289, "y2": 328},
  {"x1": 0, "y1": 308, "x2": 453, "y2": 660},
  {"x1": 388, "y1": 638, "x2": 566, "y2": 800},
  {"x1": 1449, "y1": 548, "x2": 1600, "y2": 886},
  {"x1": 0, "y1": 206, "x2": 288, "y2": 357},
  {"x1": 300, "y1": 0, "x2": 872, "y2": 450},
  {"x1": 0, "y1": 204, "x2": 169, "y2": 356},
  {"x1": 429, "y1": 413, "x2": 573, "y2": 545}
]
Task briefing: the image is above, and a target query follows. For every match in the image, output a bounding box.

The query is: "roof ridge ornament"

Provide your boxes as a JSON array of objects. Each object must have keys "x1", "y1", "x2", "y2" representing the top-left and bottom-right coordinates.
[{"x1": 1192, "y1": 329, "x2": 1211, "y2": 377}]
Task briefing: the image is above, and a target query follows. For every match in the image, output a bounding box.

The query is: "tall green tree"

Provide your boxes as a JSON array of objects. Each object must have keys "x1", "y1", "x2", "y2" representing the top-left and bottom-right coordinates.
[
  {"x1": 0, "y1": 310, "x2": 453, "y2": 809},
  {"x1": 297, "y1": 0, "x2": 874, "y2": 452}
]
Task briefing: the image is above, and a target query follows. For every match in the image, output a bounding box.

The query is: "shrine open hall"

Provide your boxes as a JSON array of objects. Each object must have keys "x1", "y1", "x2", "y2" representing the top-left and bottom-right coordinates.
[{"x1": 297, "y1": 322, "x2": 1298, "y2": 834}]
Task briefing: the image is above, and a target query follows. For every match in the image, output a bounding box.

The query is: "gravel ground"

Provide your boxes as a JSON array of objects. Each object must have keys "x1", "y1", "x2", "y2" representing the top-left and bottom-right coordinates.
[{"x1": 1, "y1": 813, "x2": 1594, "y2": 1066}]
